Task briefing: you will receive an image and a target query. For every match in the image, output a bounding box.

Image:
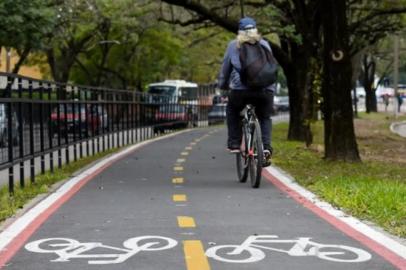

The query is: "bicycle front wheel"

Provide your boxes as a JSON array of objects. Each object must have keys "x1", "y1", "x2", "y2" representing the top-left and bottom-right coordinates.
[{"x1": 249, "y1": 120, "x2": 263, "y2": 188}]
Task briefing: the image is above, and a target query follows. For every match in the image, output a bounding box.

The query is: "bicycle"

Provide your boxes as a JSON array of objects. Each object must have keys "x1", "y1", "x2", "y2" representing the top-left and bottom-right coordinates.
[
  {"x1": 236, "y1": 104, "x2": 264, "y2": 188},
  {"x1": 205, "y1": 235, "x2": 372, "y2": 263},
  {"x1": 25, "y1": 235, "x2": 177, "y2": 265}
]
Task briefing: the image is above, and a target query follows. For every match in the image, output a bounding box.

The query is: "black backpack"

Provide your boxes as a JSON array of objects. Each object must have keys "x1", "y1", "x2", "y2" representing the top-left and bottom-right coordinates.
[{"x1": 239, "y1": 41, "x2": 278, "y2": 89}]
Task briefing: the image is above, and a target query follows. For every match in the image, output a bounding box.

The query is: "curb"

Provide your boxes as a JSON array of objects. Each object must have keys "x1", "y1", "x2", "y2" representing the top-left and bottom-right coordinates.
[
  {"x1": 0, "y1": 128, "x2": 194, "y2": 268},
  {"x1": 264, "y1": 166, "x2": 406, "y2": 269},
  {"x1": 390, "y1": 121, "x2": 406, "y2": 137}
]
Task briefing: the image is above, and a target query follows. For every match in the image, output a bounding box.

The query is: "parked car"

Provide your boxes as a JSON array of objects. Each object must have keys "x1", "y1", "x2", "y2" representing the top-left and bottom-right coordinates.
[
  {"x1": 273, "y1": 95, "x2": 289, "y2": 112},
  {"x1": 0, "y1": 103, "x2": 19, "y2": 147},
  {"x1": 208, "y1": 103, "x2": 227, "y2": 125},
  {"x1": 153, "y1": 104, "x2": 190, "y2": 133},
  {"x1": 50, "y1": 104, "x2": 108, "y2": 137},
  {"x1": 91, "y1": 105, "x2": 109, "y2": 131}
]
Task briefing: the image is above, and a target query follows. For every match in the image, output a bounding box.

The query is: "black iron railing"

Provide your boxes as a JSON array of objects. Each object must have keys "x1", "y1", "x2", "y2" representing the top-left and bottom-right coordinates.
[{"x1": 0, "y1": 73, "x2": 217, "y2": 193}]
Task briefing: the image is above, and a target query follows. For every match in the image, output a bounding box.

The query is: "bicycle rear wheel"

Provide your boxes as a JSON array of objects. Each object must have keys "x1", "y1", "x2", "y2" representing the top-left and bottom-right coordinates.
[
  {"x1": 249, "y1": 120, "x2": 263, "y2": 188},
  {"x1": 236, "y1": 127, "x2": 248, "y2": 183}
]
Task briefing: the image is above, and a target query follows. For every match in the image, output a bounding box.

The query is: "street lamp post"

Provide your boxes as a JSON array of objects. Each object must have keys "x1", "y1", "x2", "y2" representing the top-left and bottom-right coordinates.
[{"x1": 393, "y1": 35, "x2": 399, "y2": 118}]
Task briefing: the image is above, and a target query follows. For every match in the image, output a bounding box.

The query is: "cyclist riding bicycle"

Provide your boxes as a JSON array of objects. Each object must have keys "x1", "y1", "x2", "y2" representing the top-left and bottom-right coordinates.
[{"x1": 218, "y1": 17, "x2": 275, "y2": 166}]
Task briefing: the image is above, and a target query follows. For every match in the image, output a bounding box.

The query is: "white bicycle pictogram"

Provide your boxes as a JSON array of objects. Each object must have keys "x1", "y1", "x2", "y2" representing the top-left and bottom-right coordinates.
[
  {"x1": 206, "y1": 235, "x2": 372, "y2": 263},
  {"x1": 25, "y1": 235, "x2": 177, "y2": 265}
]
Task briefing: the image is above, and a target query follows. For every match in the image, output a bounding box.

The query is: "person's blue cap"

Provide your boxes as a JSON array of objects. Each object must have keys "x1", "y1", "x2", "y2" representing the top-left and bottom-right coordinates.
[{"x1": 239, "y1": 17, "x2": 256, "y2": 30}]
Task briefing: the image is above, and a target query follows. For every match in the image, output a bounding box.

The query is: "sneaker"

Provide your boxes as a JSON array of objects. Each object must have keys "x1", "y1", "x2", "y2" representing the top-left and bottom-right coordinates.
[
  {"x1": 263, "y1": 149, "x2": 272, "y2": 166},
  {"x1": 227, "y1": 143, "x2": 240, "y2": 153},
  {"x1": 227, "y1": 146, "x2": 240, "y2": 153}
]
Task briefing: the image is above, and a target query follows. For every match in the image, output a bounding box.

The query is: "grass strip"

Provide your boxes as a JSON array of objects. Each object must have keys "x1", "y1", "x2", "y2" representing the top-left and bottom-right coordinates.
[
  {"x1": 272, "y1": 119, "x2": 406, "y2": 238},
  {"x1": 0, "y1": 148, "x2": 120, "y2": 223}
]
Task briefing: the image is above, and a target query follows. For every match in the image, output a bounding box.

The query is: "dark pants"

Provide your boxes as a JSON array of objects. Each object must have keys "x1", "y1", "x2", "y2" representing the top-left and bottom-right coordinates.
[{"x1": 226, "y1": 90, "x2": 273, "y2": 149}]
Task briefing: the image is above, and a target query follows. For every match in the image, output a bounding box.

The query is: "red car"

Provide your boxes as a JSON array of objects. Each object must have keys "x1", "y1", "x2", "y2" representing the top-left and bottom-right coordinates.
[
  {"x1": 50, "y1": 104, "x2": 107, "y2": 137},
  {"x1": 153, "y1": 105, "x2": 190, "y2": 133}
]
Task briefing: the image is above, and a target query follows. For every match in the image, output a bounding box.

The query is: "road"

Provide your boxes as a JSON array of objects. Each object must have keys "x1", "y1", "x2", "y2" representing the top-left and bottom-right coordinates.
[
  {"x1": 0, "y1": 126, "x2": 404, "y2": 270},
  {"x1": 0, "y1": 114, "x2": 288, "y2": 187}
]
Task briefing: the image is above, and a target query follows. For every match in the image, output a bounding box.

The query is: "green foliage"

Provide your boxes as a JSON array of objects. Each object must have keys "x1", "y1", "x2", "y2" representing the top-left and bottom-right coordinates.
[
  {"x1": 374, "y1": 35, "x2": 406, "y2": 85},
  {"x1": 258, "y1": 5, "x2": 302, "y2": 44},
  {"x1": 174, "y1": 28, "x2": 232, "y2": 83},
  {"x1": 68, "y1": 1, "x2": 232, "y2": 89},
  {"x1": 68, "y1": 1, "x2": 184, "y2": 89},
  {"x1": 0, "y1": 0, "x2": 55, "y2": 49},
  {"x1": 349, "y1": 0, "x2": 406, "y2": 53}
]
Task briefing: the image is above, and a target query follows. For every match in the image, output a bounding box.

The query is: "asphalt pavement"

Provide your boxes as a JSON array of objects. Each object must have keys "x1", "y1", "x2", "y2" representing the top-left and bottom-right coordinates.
[{"x1": 0, "y1": 127, "x2": 404, "y2": 270}]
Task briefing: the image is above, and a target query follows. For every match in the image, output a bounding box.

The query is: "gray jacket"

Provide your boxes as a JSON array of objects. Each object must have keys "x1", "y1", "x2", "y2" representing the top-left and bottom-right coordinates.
[{"x1": 218, "y1": 39, "x2": 275, "y2": 92}]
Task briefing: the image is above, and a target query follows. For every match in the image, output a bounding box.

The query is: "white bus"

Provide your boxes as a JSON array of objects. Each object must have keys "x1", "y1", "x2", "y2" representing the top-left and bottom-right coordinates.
[
  {"x1": 147, "y1": 80, "x2": 198, "y2": 105},
  {"x1": 147, "y1": 80, "x2": 200, "y2": 130}
]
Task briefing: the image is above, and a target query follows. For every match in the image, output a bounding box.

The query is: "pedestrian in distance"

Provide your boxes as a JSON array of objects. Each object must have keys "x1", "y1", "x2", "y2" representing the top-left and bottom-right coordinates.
[
  {"x1": 397, "y1": 93, "x2": 403, "y2": 113},
  {"x1": 217, "y1": 17, "x2": 277, "y2": 166},
  {"x1": 382, "y1": 94, "x2": 390, "y2": 112}
]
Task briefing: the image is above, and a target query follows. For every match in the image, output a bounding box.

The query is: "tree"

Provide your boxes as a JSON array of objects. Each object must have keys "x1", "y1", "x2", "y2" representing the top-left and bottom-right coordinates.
[
  {"x1": 159, "y1": 0, "x2": 315, "y2": 143},
  {"x1": 69, "y1": 0, "x2": 232, "y2": 90},
  {"x1": 68, "y1": 0, "x2": 185, "y2": 90},
  {"x1": 0, "y1": 0, "x2": 55, "y2": 74},
  {"x1": 45, "y1": 0, "x2": 100, "y2": 87},
  {"x1": 321, "y1": 0, "x2": 360, "y2": 161},
  {"x1": 159, "y1": 0, "x2": 406, "y2": 161},
  {"x1": 359, "y1": 52, "x2": 378, "y2": 113},
  {"x1": 348, "y1": 0, "x2": 406, "y2": 114}
]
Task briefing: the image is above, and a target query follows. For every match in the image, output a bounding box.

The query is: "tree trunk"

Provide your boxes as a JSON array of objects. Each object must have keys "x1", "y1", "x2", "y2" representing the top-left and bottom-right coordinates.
[
  {"x1": 286, "y1": 66, "x2": 310, "y2": 142},
  {"x1": 351, "y1": 50, "x2": 366, "y2": 117},
  {"x1": 365, "y1": 88, "x2": 377, "y2": 113},
  {"x1": 321, "y1": 0, "x2": 360, "y2": 161},
  {"x1": 285, "y1": 46, "x2": 311, "y2": 142},
  {"x1": 362, "y1": 55, "x2": 377, "y2": 113},
  {"x1": 46, "y1": 48, "x2": 74, "y2": 99},
  {"x1": 12, "y1": 47, "x2": 31, "y2": 74}
]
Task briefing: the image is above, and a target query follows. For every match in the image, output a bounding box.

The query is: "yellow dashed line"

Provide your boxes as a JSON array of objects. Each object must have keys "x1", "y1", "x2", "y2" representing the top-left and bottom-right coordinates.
[
  {"x1": 181, "y1": 152, "x2": 189, "y2": 156},
  {"x1": 185, "y1": 146, "x2": 193, "y2": 150},
  {"x1": 173, "y1": 194, "x2": 187, "y2": 202},
  {"x1": 172, "y1": 177, "x2": 184, "y2": 184},
  {"x1": 177, "y1": 216, "x2": 196, "y2": 228},
  {"x1": 183, "y1": 240, "x2": 211, "y2": 270},
  {"x1": 190, "y1": 142, "x2": 196, "y2": 146},
  {"x1": 174, "y1": 166, "x2": 184, "y2": 172},
  {"x1": 177, "y1": 158, "x2": 186, "y2": 163}
]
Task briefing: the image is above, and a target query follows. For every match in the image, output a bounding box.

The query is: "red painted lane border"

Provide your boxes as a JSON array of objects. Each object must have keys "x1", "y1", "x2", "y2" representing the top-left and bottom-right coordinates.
[
  {"x1": 0, "y1": 141, "x2": 150, "y2": 268},
  {"x1": 263, "y1": 169, "x2": 406, "y2": 270}
]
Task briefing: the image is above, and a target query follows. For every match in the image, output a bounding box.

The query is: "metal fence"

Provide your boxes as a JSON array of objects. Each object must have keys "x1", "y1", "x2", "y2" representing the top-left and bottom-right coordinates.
[{"x1": 0, "y1": 73, "x2": 217, "y2": 193}]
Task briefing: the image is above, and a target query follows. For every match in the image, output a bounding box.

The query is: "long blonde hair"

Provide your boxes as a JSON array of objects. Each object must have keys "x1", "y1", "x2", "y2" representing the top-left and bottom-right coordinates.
[{"x1": 236, "y1": 28, "x2": 261, "y2": 48}]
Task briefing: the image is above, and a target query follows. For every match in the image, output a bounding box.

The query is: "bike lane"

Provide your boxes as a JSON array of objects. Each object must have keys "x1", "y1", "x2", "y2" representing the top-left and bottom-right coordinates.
[{"x1": 0, "y1": 128, "x2": 404, "y2": 270}]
